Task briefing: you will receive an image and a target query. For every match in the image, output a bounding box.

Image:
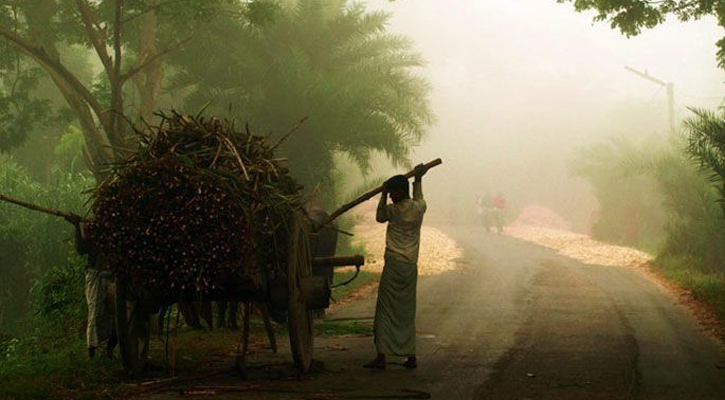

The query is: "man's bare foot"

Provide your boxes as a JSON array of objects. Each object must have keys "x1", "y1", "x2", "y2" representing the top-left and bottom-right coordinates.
[
  {"x1": 364, "y1": 355, "x2": 386, "y2": 369},
  {"x1": 403, "y1": 356, "x2": 417, "y2": 369}
]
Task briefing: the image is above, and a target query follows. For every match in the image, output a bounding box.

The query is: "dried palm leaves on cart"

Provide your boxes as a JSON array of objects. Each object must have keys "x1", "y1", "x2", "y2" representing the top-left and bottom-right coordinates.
[{"x1": 92, "y1": 112, "x2": 301, "y2": 293}]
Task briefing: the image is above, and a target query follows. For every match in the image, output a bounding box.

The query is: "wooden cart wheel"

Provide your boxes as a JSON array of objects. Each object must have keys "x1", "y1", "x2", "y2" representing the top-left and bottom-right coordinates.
[
  {"x1": 287, "y1": 212, "x2": 314, "y2": 373},
  {"x1": 115, "y1": 278, "x2": 149, "y2": 374}
]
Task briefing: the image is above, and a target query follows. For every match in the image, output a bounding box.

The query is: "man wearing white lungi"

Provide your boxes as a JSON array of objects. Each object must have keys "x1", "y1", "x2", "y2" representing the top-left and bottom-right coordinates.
[
  {"x1": 365, "y1": 165, "x2": 427, "y2": 369},
  {"x1": 73, "y1": 221, "x2": 114, "y2": 359}
]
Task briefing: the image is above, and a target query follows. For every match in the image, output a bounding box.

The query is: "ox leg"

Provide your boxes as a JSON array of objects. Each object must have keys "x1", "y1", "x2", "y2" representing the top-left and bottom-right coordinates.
[
  {"x1": 138, "y1": 310, "x2": 151, "y2": 367},
  {"x1": 200, "y1": 301, "x2": 213, "y2": 330},
  {"x1": 260, "y1": 302, "x2": 277, "y2": 353},
  {"x1": 216, "y1": 301, "x2": 227, "y2": 329},
  {"x1": 234, "y1": 303, "x2": 251, "y2": 379},
  {"x1": 179, "y1": 302, "x2": 203, "y2": 330},
  {"x1": 105, "y1": 281, "x2": 118, "y2": 358},
  {"x1": 106, "y1": 328, "x2": 118, "y2": 359},
  {"x1": 156, "y1": 305, "x2": 168, "y2": 339},
  {"x1": 242, "y1": 302, "x2": 251, "y2": 355},
  {"x1": 227, "y1": 301, "x2": 239, "y2": 330}
]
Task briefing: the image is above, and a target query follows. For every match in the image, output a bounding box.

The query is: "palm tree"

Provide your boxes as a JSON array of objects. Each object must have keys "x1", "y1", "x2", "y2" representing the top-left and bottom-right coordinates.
[
  {"x1": 168, "y1": 0, "x2": 433, "y2": 201},
  {"x1": 684, "y1": 107, "x2": 725, "y2": 212}
]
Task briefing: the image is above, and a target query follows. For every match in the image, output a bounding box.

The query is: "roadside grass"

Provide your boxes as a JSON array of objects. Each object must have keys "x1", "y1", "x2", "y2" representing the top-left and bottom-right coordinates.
[
  {"x1": 147, "y1": 327, "x2": 242, "y2": 371},
  {"x1": 653, "y1": 255, "x2": 725, "y2": 320},
  {"x1": 316, "y1": 268, "x2": 379, "y2": 337},
  {"x1": 0, "y1": 336, "x2": 127, "y2": 400},
  {"x1": 330, "y1": 269, "x2": 379, "y2": 304}
]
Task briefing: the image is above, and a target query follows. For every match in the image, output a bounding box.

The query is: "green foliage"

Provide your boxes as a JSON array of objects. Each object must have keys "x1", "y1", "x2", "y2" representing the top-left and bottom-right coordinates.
[
  {"x1": 569, "y1": 137, "x2": 667, "y2": 248},
  {"x1": 169, "y1": 0, "x2": 433, "y2": 195},
  {"x1": 0, "y1": 43, "x2": 80, "y2": 155},
  {"x1": 31, "y1": 259, "x2": 86, "y2": 335},
  {"x1": 3, "y1": 44, "x2": 90, "y2": 181},
  {"x1": 0, "y1": 0, "x2": 237, "y2": 176},
  {"x1": 666, "y1": 107, "x2": 725, "y2": 270},
  {"x1": 685, "y1": 107, "x2": 725, "y2": 205},
  {"x1": 243, "y1": 0, "x2": 282, "y2": 27},
  {"x1": 654, "y1": 254, "x2": 725, "y2": 319},
  {"x1": 0, "y1": 155, "x2": 93, "y2": 334},
  {"x1": 558, "y1": 0, "x2": 725, "y2": 68},
  {"x1": 6, "y1": 0, "x2": 230, "y2": 68},
  {"x1": 53, "y1": 125, "x2": 86, "y2": 173},
  {"x1": 573, "y1": 130, "x2": 725, "y2": 325},
  {"x1": 0, "y1": 62, "x2": 52, "y2": 151},
  {"x1": 331, "y1": 169, "x2": 383, "y2": 253},
  {"x1": 572, "y1": 132, "x2": 725, "y2": 271},
  {"x1": 647, "y1": 149, "x2": 725, "y2": 269},
  {"x1": 0, "y1": 336, "x2": 126, "y2": 400},
  {"x1": 331, "y1": 269, "x2": 378, "y2": 304},
  {"x1": 0, "y1": 7, "x2": 82, "y2": 154}
]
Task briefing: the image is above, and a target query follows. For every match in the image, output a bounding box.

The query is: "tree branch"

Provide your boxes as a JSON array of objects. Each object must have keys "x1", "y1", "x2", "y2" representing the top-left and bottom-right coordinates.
[
  {"x1": 120, "y1": 24, "x2": 197, "y2": 83},
  {"x1": 121, "y1": 0, "x2": 192, "y2": 24},
  {"x1": 9, "y1": 6, "x2": 20, "y2": 99},
  {"x1": 75, "y1": 0, "x2": 114, "y2": 79},
  {"x1": 46, "y1": 70, "x2": 115, "y2": 164},
  {"x1": 110, "y1": 0, "x2": 125, "y2": 145},
  {"x1": 0, "y1": 24, "x2": 112, "y2": 134}
]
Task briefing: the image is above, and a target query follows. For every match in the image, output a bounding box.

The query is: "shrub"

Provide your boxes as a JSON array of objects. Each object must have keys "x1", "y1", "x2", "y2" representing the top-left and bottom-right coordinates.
[{"x1": 0, "y1": 154, "x2": 92, "y2": 335}]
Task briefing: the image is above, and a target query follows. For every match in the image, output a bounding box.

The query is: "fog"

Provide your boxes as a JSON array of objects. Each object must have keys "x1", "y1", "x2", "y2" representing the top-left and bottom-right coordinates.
[{"x1": 361, "y1": 0, "x2": 725, "y2": 231}]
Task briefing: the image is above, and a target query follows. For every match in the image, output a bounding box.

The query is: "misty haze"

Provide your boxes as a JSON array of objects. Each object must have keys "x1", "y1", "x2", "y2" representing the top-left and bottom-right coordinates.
[{"x1": 0, "y1": 1, "x2": 724, "y2": 399}]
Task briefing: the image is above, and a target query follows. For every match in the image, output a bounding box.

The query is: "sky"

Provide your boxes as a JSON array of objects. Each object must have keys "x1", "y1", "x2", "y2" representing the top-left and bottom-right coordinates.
[{"x1": 361, "y1": 0, "x2": 725, "y2": 230}]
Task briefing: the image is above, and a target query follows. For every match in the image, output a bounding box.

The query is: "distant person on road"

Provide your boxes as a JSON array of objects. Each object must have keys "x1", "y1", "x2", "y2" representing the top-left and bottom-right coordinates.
[
  {"x1": 477, "y1": 193, "x2": 494, "y2": 232},
  {"x1": 492, "y1": 193, "x2": 506, "y2": 234},
  {"x1": 364, "y1": 165, "x2": 427, "y2": 370}
]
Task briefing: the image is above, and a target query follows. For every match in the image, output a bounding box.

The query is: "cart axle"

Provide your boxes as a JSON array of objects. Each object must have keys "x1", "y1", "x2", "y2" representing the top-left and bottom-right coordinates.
[{"x1": 312, "y1": 255, "x2": 364, "y2": 268}]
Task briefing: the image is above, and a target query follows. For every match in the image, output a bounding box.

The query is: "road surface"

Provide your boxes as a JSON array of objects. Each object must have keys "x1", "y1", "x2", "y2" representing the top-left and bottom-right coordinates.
[{"x1": 137, "y1": 224, "x2": 725, "y2": 399}]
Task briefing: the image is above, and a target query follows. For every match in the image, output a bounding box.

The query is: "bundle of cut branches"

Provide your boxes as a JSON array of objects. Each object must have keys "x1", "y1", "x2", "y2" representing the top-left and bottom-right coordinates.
[{"x1": 92, "y1": 112, "x2": 301, "y2": 293}]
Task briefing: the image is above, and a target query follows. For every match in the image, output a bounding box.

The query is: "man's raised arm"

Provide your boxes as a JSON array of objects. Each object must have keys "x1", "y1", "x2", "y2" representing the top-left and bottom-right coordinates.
[
  {"x1": 413, "y1": 178, "x2": 423, "y2": 200},
  {"x1": 413, "y1": 164, "x2": 426, "y2": 200},
  {"x1": 376, "y1": 186, "x2": 389, "y2": 223}
]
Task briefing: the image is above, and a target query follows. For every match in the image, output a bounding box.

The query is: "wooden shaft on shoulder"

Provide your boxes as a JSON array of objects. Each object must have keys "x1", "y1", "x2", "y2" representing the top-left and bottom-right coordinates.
[
  {"x1": 313, "y1": 158, "x2": 442, "y2": 232},
  {"x1": 0, "y1": 193, "x2": 85, "y2": 223}
]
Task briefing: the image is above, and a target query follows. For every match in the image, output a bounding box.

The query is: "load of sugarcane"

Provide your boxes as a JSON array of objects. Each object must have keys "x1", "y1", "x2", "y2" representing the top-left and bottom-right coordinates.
[{"x1": 92, "y1": 112, "x2": 302, "y2": 294}]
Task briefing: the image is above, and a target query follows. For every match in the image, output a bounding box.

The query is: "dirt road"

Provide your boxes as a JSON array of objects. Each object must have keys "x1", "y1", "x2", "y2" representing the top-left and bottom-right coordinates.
[{"x1": 136, "y1": 225, "x2": 725, "y2": 399}]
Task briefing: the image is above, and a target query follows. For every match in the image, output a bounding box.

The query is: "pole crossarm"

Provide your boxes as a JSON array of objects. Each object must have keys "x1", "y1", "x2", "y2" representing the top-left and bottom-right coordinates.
[
  {"x1": 624, "y1": 66, "x2": 668, "y2": 87},
  {"x1": 624, "y1": 66, "x2": 675, "y2": 134}
]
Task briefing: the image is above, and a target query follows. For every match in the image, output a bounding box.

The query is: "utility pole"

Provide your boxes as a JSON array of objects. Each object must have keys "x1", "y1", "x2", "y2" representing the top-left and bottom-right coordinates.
[{"x1": 624, "y1": 66, "x2": 675, "y2": 135}]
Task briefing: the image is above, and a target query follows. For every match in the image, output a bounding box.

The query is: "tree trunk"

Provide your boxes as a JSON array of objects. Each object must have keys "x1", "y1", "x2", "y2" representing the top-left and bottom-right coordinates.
[
  {"x1": 132, "y1": 0, "x2": 163, "y2": 123},
  {"x1": 22, "y1": 0, "x2": 114, "y2": 179},
  {"x1": 110, "y1": 0, "x2": 126, "y2": 150}
]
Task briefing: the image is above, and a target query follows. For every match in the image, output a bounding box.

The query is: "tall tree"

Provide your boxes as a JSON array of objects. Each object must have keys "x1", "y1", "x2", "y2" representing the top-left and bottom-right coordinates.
[
  {"x1": 557, "y1": 0, "x2": 725, "y2": 68},
  {"x1": 0, "y1": 1, "x2": 229, "y2": 178},
  {"x1": 685, "y1": 108, "x2": 725, "y2": 209},
  {"x1": 170, "y1": 0, "x2": 433, "y2": 199}
]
